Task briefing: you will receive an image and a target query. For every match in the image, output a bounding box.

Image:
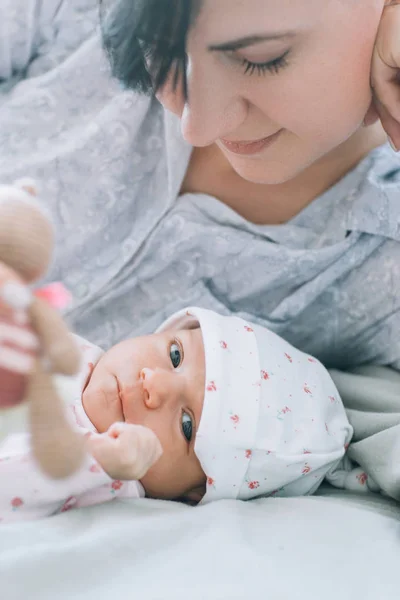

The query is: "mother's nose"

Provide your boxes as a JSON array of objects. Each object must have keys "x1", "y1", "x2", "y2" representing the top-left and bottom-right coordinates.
[
  {"x1": 157, "y1": 59, "x2": 248, "y2": 147},
  {"x1": 180, "y1": 59, "x2": 248, "y2": 147}
]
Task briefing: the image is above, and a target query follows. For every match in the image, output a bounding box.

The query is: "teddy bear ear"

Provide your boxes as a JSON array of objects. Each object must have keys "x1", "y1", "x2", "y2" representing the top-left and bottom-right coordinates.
[{"x1": 13, "y1": 178, "x2": 38, "y2": 197}]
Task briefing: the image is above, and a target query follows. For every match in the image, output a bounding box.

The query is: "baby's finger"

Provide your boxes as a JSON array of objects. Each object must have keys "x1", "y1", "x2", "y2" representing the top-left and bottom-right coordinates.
[
  {"x1": 371, "y1": 53, "x2": 400, "y2": 147},
  {"x1": 107, "y1": 422, "x2": 162, "y2": 457},
  {"x1": 134, "y1": 428, "x2": 163, "y2": 476},
  {"x1": 86, "y1": 433, "x2": 131, "y2": 479},
  {"x1": 86, "y1": 431, "x2": 116, "y2": 460},
  {"x1": 371, "y1": 5, "x2": 400, "y2": 124},
  {"x1": 89, "y1": 424, "x2": 163, "y2": 480},
  {"x1": 106, "y1": 421, "x2": 127, "y2": 438},
  {"x1": 363, "y1": 100, "x2": 380, "y2": 127},
  {"x1": 113, "y1": 424, "x2": 163, "y2": 479},
  {"x1": 373, "y1": 95, "x2": 400, "y2": 150}
]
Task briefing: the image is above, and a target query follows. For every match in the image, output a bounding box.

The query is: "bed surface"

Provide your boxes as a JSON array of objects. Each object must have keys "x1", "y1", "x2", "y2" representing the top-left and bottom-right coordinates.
[{"x1": 1, "y1": 488, "x2": 399, "y2": 600}]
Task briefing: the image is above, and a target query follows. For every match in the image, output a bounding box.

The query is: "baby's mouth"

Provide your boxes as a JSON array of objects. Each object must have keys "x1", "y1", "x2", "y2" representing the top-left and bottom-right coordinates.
[{"x1": 115, "y1": 376, "x2": 125, "y2": 419}]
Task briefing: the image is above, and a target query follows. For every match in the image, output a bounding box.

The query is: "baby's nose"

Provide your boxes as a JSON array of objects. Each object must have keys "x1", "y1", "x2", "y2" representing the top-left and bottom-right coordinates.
[{"x1": 140, "y1": 368, "x2": 177, "y2": 409}]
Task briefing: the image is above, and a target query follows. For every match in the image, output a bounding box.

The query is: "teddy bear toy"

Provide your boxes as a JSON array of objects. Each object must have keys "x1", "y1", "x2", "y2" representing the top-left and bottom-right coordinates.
[{"x1": 0, "y1": 179, "x2": 85, "y2": 478}]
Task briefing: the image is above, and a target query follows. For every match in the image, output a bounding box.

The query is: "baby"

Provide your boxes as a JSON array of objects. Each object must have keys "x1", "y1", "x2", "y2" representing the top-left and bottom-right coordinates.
[{"x1": 0, "y1": 306, "x2": 356, "y2": 523}]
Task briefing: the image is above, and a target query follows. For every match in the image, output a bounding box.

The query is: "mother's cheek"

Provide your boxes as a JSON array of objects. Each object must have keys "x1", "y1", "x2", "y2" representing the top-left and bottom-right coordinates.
[{"x1": 295, "y1": 56, "x2": 373, "y2": 142}]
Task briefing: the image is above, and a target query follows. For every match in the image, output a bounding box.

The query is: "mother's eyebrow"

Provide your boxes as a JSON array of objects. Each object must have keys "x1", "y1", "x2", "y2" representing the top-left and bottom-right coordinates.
[{"x1": 208, "y1": 32, "x2": 296, "y2": 52}]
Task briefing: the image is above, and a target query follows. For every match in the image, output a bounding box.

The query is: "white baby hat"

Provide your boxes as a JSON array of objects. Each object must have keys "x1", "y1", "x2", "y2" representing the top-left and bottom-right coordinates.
[{"x1": 158, "y1": 307, "x2": 353, "y2": 503}]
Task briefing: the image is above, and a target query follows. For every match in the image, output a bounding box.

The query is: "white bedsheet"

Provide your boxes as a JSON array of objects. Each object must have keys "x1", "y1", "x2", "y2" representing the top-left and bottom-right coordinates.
[
  {"x1": 1, "y1": 368, "x2": 399, "y2": 599},
  {"x1": 1, "y1": 489, "x2": 399, "y2": 600}
]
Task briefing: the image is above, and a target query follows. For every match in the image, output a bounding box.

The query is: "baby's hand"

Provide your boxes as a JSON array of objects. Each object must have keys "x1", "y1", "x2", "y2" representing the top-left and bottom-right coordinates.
[{"x1": 86, "y1": 422, "x2": 163, "y2": 481}]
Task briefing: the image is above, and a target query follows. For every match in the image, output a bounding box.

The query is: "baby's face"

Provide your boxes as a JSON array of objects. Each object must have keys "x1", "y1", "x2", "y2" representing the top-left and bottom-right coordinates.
[{"x1": 82, "y1": 327, "x2": 206, "y2": 500}]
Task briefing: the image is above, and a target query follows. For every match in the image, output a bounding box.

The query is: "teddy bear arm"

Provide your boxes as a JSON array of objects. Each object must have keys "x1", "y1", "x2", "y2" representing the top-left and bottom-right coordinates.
[{"x1": 27, "y1": 360, "x2": 86, "y2": 479}]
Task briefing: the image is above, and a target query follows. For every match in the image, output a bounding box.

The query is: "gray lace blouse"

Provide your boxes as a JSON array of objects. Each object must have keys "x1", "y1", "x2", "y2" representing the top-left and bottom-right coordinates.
[{"x1": 1, "y1": 0, "x2": 399, "y2": 369}]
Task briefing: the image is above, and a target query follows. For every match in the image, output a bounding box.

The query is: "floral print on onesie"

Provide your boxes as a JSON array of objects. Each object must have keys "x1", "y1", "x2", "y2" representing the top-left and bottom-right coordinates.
[{"x1": 0, "y1": 336, "x2": 144, "y2": 524}]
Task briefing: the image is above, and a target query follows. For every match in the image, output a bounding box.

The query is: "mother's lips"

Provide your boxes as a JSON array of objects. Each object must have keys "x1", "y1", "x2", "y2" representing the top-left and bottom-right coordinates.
[{"x1": 219, "y1": 130, "x2": 282, "y2": 155}]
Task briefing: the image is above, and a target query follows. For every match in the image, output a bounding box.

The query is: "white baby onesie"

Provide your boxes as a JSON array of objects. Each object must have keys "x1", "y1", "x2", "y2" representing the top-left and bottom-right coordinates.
[{"x1": 0, "y1": 336, "x2": 144, "y2": 524}]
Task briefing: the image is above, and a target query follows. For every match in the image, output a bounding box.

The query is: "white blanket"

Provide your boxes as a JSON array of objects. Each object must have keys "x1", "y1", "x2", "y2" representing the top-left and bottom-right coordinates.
[
  {"x1": 1, "y1": 364, "x2": 400, "y2": 600},
  {"x1": 0, "y1": 366, "x2": 400, "y2": 600},
  {"x1": 0, "y1": 491, "x2": 399, "y2": 600}
]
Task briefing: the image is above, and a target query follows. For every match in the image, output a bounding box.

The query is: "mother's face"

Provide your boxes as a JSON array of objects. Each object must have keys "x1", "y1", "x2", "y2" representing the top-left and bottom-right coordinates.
[{"x1": 157, "y1": 0, "x2": 386, "y2": 184}]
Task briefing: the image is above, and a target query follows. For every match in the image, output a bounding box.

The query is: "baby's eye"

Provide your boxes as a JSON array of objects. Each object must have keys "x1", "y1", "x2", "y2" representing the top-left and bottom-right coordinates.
[
  {"x1": 170, "y1": 340, "x2": 183, "y2": 368},
  {"x1": 182, "y1": 411, "x2": 193, "y2": 442}
]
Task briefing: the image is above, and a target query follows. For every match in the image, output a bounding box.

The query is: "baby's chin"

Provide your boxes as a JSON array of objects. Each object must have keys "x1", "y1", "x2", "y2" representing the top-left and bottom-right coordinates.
[
  {"x1": 140, "y1": 463, "x2": 206, "y2": 502},
  {"x1": 139, "y1": 474, "x2": 180, "y2": 501}
]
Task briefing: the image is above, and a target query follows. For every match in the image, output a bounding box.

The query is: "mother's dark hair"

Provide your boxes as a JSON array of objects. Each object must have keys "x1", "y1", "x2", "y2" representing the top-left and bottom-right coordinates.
[{"x1": 100, "y1": 0, "x2": 202, "y2": 96}]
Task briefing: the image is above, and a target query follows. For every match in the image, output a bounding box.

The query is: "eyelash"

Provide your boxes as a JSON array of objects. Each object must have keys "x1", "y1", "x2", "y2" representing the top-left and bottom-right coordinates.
[{"x1": 241, "y1": 52, "x2": 289, "y2": 76}]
